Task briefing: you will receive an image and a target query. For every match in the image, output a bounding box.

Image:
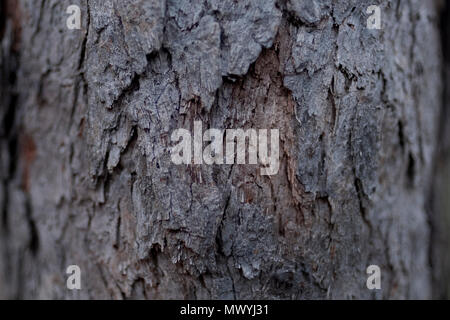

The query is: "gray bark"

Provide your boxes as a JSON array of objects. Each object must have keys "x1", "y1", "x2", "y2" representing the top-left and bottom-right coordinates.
[{"x1": 0, "y1": 0, "x2": 448, "y2": 299}]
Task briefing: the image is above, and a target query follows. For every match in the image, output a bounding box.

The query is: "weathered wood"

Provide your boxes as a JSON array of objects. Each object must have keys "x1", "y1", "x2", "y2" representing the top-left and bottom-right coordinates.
[{"x1": 0, "y1": 0, "x2": 447, "y2": 299}]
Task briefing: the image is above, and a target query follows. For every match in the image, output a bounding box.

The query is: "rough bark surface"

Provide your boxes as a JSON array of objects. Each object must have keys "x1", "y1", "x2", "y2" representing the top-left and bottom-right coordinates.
[{"x1": 0, "y1": 0, "x2": 447, "y2": 299}]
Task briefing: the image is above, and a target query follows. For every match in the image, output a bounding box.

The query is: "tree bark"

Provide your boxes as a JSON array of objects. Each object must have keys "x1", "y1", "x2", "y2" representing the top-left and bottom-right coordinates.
[{"x1": 0, "y1": 0, "x2": 448, "y2": 299}]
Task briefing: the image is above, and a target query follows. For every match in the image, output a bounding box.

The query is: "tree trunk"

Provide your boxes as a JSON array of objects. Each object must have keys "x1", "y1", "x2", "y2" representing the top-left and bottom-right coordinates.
[{"x1": 0, "y1": 0, "x2": 448, "y2": 299}]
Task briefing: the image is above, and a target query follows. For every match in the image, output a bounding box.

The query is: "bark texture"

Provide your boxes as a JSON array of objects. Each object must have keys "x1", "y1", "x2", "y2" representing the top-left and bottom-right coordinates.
[{"x1": 0, "y1": 0, "x2": 448, "y2": 299}]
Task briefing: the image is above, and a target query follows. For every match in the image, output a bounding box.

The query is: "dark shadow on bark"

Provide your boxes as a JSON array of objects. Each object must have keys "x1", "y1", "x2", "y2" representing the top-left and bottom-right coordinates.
[{"x1": 429, "y1": 0, "x2": 450, "y2": 299}]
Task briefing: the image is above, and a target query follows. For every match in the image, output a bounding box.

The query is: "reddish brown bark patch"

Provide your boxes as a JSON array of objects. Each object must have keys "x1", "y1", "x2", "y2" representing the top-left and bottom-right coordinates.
[{"x1": 20, "y1": 134, "x2": 37, "y2": 192}]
